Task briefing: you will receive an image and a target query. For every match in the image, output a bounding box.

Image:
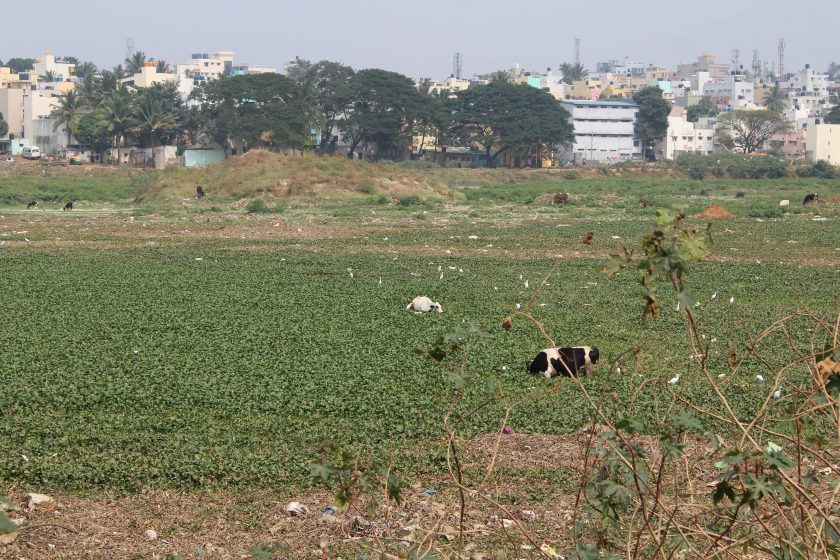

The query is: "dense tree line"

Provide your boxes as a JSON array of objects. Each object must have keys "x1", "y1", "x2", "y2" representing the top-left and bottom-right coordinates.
[{"x1": 36, "y1": 55, "x2": 576, "y2": 165}]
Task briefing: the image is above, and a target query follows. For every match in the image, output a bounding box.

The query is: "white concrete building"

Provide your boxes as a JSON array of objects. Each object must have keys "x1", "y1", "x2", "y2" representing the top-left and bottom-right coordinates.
[
  {"x1": 177, "y1": 51, "x2": 235, "y2": 85},
  {"x1": 703, "y1": 72, "x2": 755, "y2": 106},
  {"x1": 32, "y1": 51, "x2": 75, "y2": 81},
  {"x1": 121, "y1": 61, "x2": 179, "y2": 88},
  {"x1": 664, "y1": 106, "x2": 716, "y2": 159},
  {"x1": 231, "y1": 64, "x2": 277, "y2": 76},
  {"x1": 559, "y1": 100, "x2": 639, "y2": 163},
  {"x1": 806, "y1": 124, "x2": 840, "y2": 163}
]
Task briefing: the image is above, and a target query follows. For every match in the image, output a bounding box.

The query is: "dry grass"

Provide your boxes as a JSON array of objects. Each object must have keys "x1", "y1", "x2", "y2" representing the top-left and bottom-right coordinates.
[{"x1": 134, "y1": 150, "x2": 456, "y2": 204}]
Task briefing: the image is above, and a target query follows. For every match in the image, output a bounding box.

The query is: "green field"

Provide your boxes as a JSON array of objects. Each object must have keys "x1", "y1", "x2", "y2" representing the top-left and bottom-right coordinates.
[{"x1": 2, "y1": 173, "x2": 839, "y2": 493}]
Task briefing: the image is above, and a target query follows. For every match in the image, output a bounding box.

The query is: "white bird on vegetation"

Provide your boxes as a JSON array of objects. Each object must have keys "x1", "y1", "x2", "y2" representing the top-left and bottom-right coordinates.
[
  {"x1": 712, "y1": 292, "x2": 718, "y2": 299},
  {"x1": 773, "y1": 388, "x2": 783, "y2": 399},
  {"x1": 515, "y1": 303, "x2": 521, "y2": 310},
  {"x1": 756, "y1": 375, "x2": 765, "y2": 382},
  {"x1": 378, "y1": 277, "x2": 382, "y2": 285},
  {"x1": 729, "y1": 297, "x2": 735, "y2": 304},
  {"x1": 524, "y1": 280, "x2": 529, "y2": 289},
  {"x1": 439, "y1": 272, "x2": 444, "y2": 280},
  {"x1": 668, "y1": 375, "x2": 681, "y2": 385}
]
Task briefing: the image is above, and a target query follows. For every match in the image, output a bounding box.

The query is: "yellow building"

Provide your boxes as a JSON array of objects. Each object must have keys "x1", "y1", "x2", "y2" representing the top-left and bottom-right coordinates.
[
  {"x1": 33, "y1": 50, "x2": 75, "y2": 81},
  {"x1": 570, "y1": 78, "x2": 602, "y2": 100},
  {"x1": 806, "y1": 125, "x2": 840, "y2": 163},
  {"x1": 0, "y1": 67, "x2": 34, "y2": 90}
]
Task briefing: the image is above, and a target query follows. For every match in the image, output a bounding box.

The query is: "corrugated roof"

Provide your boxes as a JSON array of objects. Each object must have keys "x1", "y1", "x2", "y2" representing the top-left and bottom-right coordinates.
[{"x1": 561, "y1": 100, "x2": 638, "y2": 107}]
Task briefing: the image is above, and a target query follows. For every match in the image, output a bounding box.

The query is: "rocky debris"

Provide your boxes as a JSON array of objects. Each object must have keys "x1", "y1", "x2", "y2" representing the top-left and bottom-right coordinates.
[
  {"x1": 285, "y1": 502, "x2": 309, "y2": 516},
  {"x1": 27, "y1": 493, "x2": 56, "y2": 511}
]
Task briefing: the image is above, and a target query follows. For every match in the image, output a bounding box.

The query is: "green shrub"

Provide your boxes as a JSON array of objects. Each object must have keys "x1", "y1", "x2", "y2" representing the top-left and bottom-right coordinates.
[
  {"x1": 797, "y1": 160, "x2": 840, "y2": 179},
  {"x1": 735, "y1": 191, "x2": 746, "y2": 198},
  {"x1": 245, "y1": 198, "x2": 285, "y2": 214},
  {"x1": 398, "y1": 195, "x2": 422, "y2": 206}
]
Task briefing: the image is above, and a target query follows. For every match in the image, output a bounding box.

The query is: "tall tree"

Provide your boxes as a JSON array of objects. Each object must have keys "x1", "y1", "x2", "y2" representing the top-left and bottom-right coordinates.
[
  {"x1": 112, "y1": 65, "x2": 126, "y2": 80},
  {"x1": 100, "y1": 89, "x2": 135, "y2": 164},
  {"x1": 132, "y1": 84, "x2": 183, "y2": 149},
  {"x1": 51, "y1": 90, "x2": 86, "y2": 147},
  {"x1": 40, "y1": 70, "x2": 58, "y2": 83},
  {"x1": 714, "y1": 110, "x2": 792, "y2": 153},
  {"x1": 125, "y1": 51, "x2": 147, "y2": 75},
  {"x1": 90, "y1": 71, "x2": 119, "y2": 107},
  {"x1": 633, "y1": 86, "x2": 671, "y2": 157},
  {"x1": 560, "y1": 62, "x2": 588, "y2": 84},
  {"x1": 155, "y1": 60, "x2": 173, "y2": 73},
  {"x1": 285, "y1": 56, "x2": 313, "y2": 82},
  {"x1": 59, "y1": 56, "x2": 80, "y2": 66},
  {"x1": 827, "y1": 62, "x2": 840, "y2": 81},
  {"x1": 0, "y1": 112, "x2": 9, "y2": 139},
  {"x1": 74, "y1": 111, "x2": 112, "y2": 157},
  {"x1": 762, "y1": 83, "x2": 789, "y2": 113},
  {"x1": 339, "y1": 69, "x2": 426, "y2": 160},
  {"x1": 76, "y1": 61, "x2": 98, "y2": 97},
  {"x1": 303, "y1": 60, "x2": 355, "y2": 155},
  {"x1": 824, "y1": 105, "x2": 840, "y2": 125},
  {"x1": 194, "y1": 73, "x2": 309, "y2": 153},
  {"x1": 686, "y1": 98, "x2": 720, "y2": 122},
  {"x1": 5, "y1": 58, "x2": 36, "y2": 73},
  {"x1": 448, "y1": 80, "x2": 574, "y2": 166}
]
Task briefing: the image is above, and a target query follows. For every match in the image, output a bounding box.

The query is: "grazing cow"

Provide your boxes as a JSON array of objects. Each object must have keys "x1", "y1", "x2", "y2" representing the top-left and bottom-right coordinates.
[
  {"x1": 639, "y1": 197, "x2": 649, "y2": 209},
  {"x1": 63, "y1": 201, "x2": 74, "y2": 211},
  {"x1": 803, "y1": 193, "x2": 819, "y2": 205},
  {"x1": 779, "y1": 200, "x2": 790, "y2": 208},
  {"x1": 528, "y1": 346, "x2": 600, "y2": 378},
  {"x1": 196, "y1": 186, "x2": 206, "y2": 198},
  {"x1": 406, "y1": 296, "x2": 443, "y2": 313},
  {"x1": 552, "y1": 192, "x2": 570, "y2": 204},
  {"x1": 27, "y1": 200, "x2": 37, "y2": 210}
]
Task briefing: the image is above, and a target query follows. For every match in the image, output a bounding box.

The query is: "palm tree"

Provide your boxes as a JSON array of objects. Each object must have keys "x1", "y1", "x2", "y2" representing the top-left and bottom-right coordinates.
[
  {"x1": 560, "y1": 62, "x2": 588, "y2": 85},
  {"x1": 125, "y1": 51, "x2": 147, "y2": 75},
  {"x1": 827, "y1": 62, "x2": 840, "y2": 82},
  {"x1": 52, "y1": 90, "x2": 86, "y2": 148},
  {"x1": 155, "y1": 60, "x2": 173, "y2": 74},
  {"x1": 89, "y1": 71, "x2": 119, "y2": 107},
  {"x1": 763, "y1": 83, "x2": 788, "y2": 113},
  {"x1": 76, "y1": 61, "x2": 98, "y2": 97},
  {"x1": 112, "y1": 65, "x2": 126, "y2": 80},
  {"x1": 100, "y1": 90, "x2": 134, "y2": 164},
  {"x1": 132, "y1": 90, "x2": 178, "y2": 154},
  {"x1": 40, "y1": 70, "x2": 58, "y2": 83}
]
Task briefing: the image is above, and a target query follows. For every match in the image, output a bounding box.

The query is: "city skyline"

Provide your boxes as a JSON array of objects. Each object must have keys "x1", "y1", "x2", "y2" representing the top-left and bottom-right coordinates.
[{"x1": 2, "y1": 0, "x2": 837, "y2": 79}]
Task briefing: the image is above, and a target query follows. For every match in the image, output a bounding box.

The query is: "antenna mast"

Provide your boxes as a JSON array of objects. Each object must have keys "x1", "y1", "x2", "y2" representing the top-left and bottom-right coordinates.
[
  {"x1": 574, "y1": 37, "x2": 581, "y2": 65},
  {"x1": 452, "y1": 52, "x2": 463, "y2": 79},
  {"x1": 125, "y1": 37, "x2": 135, "y2": 61},
  {"x1": 778, "y1": 38, "x2": 786, "y2": 78}
]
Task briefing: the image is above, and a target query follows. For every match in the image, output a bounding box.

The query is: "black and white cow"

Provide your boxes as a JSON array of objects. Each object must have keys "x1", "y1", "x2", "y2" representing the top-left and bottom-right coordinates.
[
  {"x1": 803, "y1": 193, "x2": 819, "y2": 205},
  {"x1": 527, "y1": 346, "x2": 600, "y2": 378}
]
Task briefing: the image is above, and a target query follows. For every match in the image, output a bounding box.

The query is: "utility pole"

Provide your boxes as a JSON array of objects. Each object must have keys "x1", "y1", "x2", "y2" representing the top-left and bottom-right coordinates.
[{"x1": 574, "y1": 37, "x2": 581, "y2": 65}]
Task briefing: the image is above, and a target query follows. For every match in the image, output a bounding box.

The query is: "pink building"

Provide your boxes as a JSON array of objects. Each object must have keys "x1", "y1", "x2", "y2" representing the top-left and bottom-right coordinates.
[{"x1": 772, "y1": 129, "x2": 806, "y2": 158}]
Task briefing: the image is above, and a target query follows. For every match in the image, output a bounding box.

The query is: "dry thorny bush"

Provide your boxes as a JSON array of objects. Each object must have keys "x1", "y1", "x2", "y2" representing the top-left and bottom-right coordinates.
[{"x1": 4, "y1": 211, "x2": 840, "y2": 560}]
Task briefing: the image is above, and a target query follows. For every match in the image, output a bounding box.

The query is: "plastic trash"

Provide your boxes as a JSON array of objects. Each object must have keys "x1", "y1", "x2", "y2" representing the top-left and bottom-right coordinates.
[
  {"x1": 285, "y1": 501, "x2": 309, "y2": 516},
  {"x1": 502, "y1": 426, "x2": 515, "y2": 435},
  {"x1": 321, "y1": 506, "x2": 337, "y2": 516},
  {"x1": 422, "y1": 488, "x2": 436, "y2": 495}
]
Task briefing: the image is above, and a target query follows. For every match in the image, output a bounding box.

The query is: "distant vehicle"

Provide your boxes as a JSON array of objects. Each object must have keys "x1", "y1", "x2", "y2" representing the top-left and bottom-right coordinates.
[
  {"x1": 22, "y1": 146, "x2": 42, "y2": 160},
  {"x1": 69, "y1": 156, "x2": 83, "y2": 166}
]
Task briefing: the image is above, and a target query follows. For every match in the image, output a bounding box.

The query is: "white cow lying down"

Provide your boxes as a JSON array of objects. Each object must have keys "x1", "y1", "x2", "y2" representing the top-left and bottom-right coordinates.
[{"x1": 407, "y1": 296, "x2": 443, "y2": 313}]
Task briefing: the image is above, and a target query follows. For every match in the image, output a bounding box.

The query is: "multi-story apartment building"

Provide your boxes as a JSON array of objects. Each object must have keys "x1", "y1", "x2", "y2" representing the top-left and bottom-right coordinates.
[
  {"x1": 806, "y1": 124, "x2": 840, "y2": 163},
  {"x1": 559, "y1": 99, "x2": 639, "y2": 163},
  {"x1": 176, "y1": 51, "x2": 235, "y2": 85},
  {"x1": 703, "y1": 71, "x2": 755, "y2": 106},
  {"x1": 677, "y1": 53, "x2": 730, "y2": 82},
  {"x1": 663, "y1": 106, "x2": 716, "y2": 159}
]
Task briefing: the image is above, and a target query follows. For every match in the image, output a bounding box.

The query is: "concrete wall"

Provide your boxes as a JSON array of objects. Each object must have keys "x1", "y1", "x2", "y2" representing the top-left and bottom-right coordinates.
[{"x1": 184, "y1": 149, "x2": 226, "y2": 167}]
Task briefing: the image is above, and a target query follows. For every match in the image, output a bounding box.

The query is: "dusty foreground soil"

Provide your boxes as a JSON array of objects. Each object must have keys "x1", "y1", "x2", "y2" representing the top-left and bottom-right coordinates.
[{"x1": 2, "y1": 431, "x2": 720, "y2": 560}]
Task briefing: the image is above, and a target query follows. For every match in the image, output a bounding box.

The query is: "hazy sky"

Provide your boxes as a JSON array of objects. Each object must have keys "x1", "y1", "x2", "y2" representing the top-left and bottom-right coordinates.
[{"x1": 2, "y1": 0, "x2": 837, "y2": 79}]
